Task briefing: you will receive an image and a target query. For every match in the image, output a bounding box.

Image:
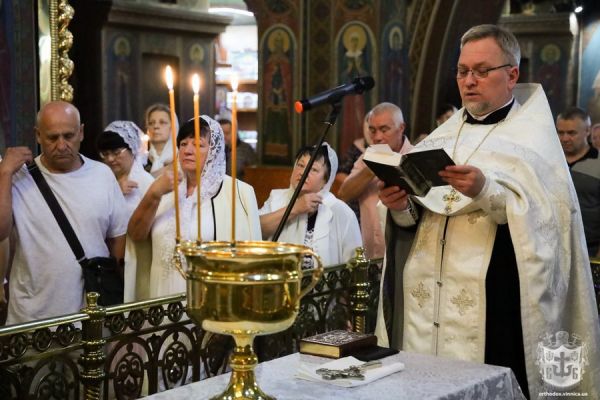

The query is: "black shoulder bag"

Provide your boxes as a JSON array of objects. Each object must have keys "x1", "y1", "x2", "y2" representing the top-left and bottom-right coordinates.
[{"x1": 28, "y1": 162, "x2": 124, "y2": 306}]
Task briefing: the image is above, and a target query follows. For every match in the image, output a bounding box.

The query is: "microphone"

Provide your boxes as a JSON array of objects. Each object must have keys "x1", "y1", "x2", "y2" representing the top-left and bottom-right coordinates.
[{"x1": 294, "y1": 76, "x2": 375, "y2": 114}]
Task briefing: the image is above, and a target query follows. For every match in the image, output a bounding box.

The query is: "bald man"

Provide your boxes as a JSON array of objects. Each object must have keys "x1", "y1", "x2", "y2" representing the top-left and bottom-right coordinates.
[{"x1": 0, "y1": 101, "x2": 127, "y2": 324}]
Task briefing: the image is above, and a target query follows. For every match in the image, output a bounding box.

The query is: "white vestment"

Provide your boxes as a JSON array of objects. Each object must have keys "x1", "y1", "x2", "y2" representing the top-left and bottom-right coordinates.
[{"x1": 375, "y1": 84, "x2": 600, "y2": 398}]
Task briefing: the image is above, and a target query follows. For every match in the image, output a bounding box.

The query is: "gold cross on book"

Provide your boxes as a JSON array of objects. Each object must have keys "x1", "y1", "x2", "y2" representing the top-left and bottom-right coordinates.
[{"x1": 442, "y1": 188, "x2": 461, "y2": 214}]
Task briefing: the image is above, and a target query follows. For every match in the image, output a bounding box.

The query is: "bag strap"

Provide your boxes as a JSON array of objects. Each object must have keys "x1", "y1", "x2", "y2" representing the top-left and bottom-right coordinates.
[{"x1": 27, "y1": 162, "x2": 86, "y2": 262}]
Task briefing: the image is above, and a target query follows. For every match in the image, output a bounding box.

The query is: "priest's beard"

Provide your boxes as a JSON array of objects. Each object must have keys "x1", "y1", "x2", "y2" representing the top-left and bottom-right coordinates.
[{"x1": 464, "y1": 100, "x2": 491, "y2": 116}]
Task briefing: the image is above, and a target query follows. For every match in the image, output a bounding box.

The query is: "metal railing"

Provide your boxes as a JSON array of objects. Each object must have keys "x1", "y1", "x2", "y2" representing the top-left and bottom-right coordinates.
[{"x1": 0, "y1": 248, "x2": 382, "y2": 400}]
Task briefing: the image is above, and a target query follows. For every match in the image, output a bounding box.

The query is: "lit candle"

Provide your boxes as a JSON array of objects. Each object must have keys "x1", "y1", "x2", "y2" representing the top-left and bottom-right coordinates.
[
  {"x1": 141, "y1": 133, "x2": 149, "y2": 154},
  {"x1": 192, "y1": 74, "x2": 202, "y2": 244},
  {"x1": 165, "y1": 66, "x2": 181, "y2": 242},
  {"x1": 231, "y1": 74, "x2": 238, "y2": 245}
]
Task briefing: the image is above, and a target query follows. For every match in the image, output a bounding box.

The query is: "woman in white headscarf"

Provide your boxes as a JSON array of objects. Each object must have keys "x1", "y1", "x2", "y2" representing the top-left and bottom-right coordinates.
[
  {"x1": 259, "y1": 143, "x2": 362, "y2": 267},
  {"x1": 128, "y1": 116, "x2": 261, "y2": 298},
  {"x1": 96, "y1": 121, "x2": 155, "y2": 217},
  {"x1": 145, "y1": 104, "x2": 179, "y2": 178}
]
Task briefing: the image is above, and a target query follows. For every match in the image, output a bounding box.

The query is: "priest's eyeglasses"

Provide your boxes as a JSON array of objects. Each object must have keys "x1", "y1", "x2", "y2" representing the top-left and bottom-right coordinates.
[
  {"x1": 99, "y1": 148, "x2": 128, "y2": 159},
  {"x1": 454, "y1": 64, "x2": 512, "y2": 79}
]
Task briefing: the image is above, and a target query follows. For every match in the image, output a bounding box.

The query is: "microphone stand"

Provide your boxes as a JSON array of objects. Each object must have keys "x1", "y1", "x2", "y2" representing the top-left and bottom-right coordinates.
[{"x1": 272, "y1": 101, "x2": 342, "y2": 242}]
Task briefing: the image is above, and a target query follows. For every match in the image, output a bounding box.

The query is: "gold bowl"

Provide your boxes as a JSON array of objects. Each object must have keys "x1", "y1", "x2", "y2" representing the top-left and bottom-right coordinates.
[{"x1": 180, "y1": 240, "x2": 323, "y2": 400}]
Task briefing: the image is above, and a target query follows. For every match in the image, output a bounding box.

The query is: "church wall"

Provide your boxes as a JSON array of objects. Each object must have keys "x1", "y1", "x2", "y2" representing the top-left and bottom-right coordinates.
[
  {"x1": 0, "y1": 0, "x2": 37, "y2": 155},
  {"x1": 579, "y1": 8, "x2": 600, "y2": 126},
  {"x1": 500, "y1": 12, "x2": 577, "y2": 119},
  {"x1": 246, "y1": 0, "x2": 409, "y2": 166},
  {"x1": 68, "y1": 0, "x2": 228, "y2": 159}
]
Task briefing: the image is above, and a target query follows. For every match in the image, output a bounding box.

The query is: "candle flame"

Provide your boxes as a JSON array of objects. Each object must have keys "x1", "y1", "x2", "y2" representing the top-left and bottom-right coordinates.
[
  {"x1": 166, "y1": 66, "x2": 174, "y2": 90},
  {"x1": 192, "y1": 74, "x2": 200, "y2": 94},
  {"x1": 231, "y1": 74, "x2": 239, "y2": 91}
]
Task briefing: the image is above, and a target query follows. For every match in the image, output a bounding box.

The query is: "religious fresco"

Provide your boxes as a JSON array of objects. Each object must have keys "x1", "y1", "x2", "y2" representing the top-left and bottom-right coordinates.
[
  {"x1": 336, "y1": 22, "x2": 374, "y2": 156},
  {"x1": 338, "y1": 0, "x2": 374, "y2": 13},
  {"x1": 580, "y1": 20, "x2": 600, "y2": 126},
  {"x1": 0, "y1": 0, "x2": 36, "y2": 155},
  {"x1": 381, "y1": 22, "x2": 409, "y2": 116},
  {"x1": 535, "y1": 43, "x2": 565, "y2": 116},
  {"x1": 261, "y1": 25, "x2": 295, "y2": 165},
  {"x1": 184, "y1": 41, "x2": 212, "y2": 118},
  {"x1": 107, "y1": 34, "x2": 137, "y2": 123}
]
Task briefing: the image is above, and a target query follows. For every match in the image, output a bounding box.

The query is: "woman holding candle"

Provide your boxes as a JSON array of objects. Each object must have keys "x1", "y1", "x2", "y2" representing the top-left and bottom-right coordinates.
[
  {"x1": 128, "y1": 116, "x2": 261, "y2": 298},
  {"x1": 145, "y1": 103, "x2": 179, "y2": 178},
  {"x1": 259, "y1": 143, "x2": 362, "y2": 268}
]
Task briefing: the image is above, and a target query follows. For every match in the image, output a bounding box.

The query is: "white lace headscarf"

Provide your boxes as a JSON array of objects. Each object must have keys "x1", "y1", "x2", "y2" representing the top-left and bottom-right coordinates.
[
  {"x1": 147, "y1": 107, "x2": 180, "y2": 173},
  {"x1": 289, "y1": 142, "x2": 338, "y2": 196},
  {"x1": 103, "y1": 120, "x2": 147, "y2": 173},
  {"x1": 187, "y1": 115, "x2": 227, "y2": 202},
  {"x1": 158, "y1": 115, "x2": 226, "y2": 268}
]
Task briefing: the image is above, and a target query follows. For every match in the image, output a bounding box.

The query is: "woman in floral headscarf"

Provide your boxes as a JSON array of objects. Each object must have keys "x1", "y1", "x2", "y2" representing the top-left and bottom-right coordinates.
[
  {"x1": 128, "y1": 116, "x2": 261, "y2": 298},
  {"x1": 259, "y1": 143, "x2": 362, "y2": 268},
  {"x1": 96, "y1": 121, "x2": 155, "y2": 217}
]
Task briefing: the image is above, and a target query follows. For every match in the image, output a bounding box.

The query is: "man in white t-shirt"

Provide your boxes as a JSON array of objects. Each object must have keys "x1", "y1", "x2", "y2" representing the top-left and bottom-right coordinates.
[{"x1": 0, "y1": 101, "x2": 127, "y2": 324}]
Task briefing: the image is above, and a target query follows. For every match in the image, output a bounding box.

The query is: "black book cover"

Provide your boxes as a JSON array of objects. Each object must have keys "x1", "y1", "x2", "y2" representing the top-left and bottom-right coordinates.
[{"x1": 363, "y1": 148, "x2": 455, "y2": 197}]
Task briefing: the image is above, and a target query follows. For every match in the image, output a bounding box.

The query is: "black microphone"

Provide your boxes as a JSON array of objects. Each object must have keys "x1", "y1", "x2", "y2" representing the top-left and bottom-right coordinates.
[{"x1": 294, "y1": 76, "x2": 375, "y2": 114}]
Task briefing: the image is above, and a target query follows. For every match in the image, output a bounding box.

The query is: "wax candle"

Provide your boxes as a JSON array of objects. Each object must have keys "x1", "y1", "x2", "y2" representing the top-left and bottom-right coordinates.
[
  {"x1": 165, "y1": 66, "x2": 181, "y2": 241},
  {"x1": 192, "y1": 74, "x2": 201, "y2": 244},
  {"x1": 230, "y1": 74, "x2": 239, "y2": 244}
]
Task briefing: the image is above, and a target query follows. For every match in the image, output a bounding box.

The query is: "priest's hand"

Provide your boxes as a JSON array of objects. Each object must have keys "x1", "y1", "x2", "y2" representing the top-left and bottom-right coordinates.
[
  {"x1": 439, "y1": 165, "x2": 485, "y2": 198},
  {"x1": 377, "y1": 180, "x2": 410, "y2": 211}
]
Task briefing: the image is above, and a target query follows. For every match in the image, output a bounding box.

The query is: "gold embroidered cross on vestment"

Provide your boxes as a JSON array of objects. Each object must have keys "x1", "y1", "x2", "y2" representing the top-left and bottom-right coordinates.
[
  {"x1": 443, "y1": 189, "x2": 461, "y2": 214},
  {"x1": 450, "y1": 289, "x2": 476, "y2": 316},
  {"x1": 411, "y1": 282, "x2": 431, "y2": 308},
  {"x1": 443, "y1": 118, "x2": 505, "y2": 213}
]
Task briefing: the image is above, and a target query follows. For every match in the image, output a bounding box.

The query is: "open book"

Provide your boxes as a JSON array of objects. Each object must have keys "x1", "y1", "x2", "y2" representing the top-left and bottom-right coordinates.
[{"x1": 363, "y1": 144, "x2": 455, "y2": 197}]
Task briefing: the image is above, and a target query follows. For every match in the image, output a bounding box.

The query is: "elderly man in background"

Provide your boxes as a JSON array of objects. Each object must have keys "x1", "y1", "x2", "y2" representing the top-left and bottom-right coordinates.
[
  {"x1": 218, "y1": 118, "x2": 257, "y2": 182},
  {"x1": 0, "y1": 101, "x2": 127, "y2": 324},
  {"x1": 337, "y1": 103, "x2": 412, "y2": 258},
  {"x1": 557, "y1": 107, "x2": 600, "y2": 257},
  {"x1": 376, "y1": 24, "x2": 599, "y2": 399}
]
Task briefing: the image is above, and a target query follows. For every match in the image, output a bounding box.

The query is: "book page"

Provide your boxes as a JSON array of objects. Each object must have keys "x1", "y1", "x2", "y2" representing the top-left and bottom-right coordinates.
[{"x1": 363, "y1": 144, "x2": 402, "y2": 166}]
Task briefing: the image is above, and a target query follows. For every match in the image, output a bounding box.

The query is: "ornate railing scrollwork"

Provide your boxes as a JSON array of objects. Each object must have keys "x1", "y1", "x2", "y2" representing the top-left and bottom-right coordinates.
[{"x1": 0, "y1": 250, "x2": 383, "y2": 400}]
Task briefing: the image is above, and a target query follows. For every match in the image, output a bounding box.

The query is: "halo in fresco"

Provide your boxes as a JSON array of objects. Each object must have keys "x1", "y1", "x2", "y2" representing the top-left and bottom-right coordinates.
[
  {"x1": 540, "y1": 43, "x2": 561, "y2": 64},
  {"x1": 343, "y1": 25, "x2": 367, "y2": 52},
  {"x1": 113, "y1": 37, "x2": 131, "y2": 57},
  {"x1": 268, "y1": 28, "x2": 290, "y2": 53},
  {"x1": 389, "y1": 26, "x2": 403, "y2": 48},
  {"x1": 189, "y1": 44, "x2": 205, "y2": 63}
]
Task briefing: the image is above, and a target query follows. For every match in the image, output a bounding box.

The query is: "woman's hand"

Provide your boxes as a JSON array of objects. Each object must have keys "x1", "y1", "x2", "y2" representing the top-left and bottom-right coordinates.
[
  {"x1": 149, "y1": 171, "x2": 181, "y2": 198},
  {"x1": 119, "y1": 179, "x2": 139, "y2": 196},
  {"x1": 292, "y1": 192, "x2": 323, "y2": 216}
]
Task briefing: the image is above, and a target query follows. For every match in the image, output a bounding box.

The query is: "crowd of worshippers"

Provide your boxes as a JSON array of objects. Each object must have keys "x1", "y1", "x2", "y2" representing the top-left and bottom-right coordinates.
[{"x1": 0, "y1": 23, "x2": 599, "y2": 399}]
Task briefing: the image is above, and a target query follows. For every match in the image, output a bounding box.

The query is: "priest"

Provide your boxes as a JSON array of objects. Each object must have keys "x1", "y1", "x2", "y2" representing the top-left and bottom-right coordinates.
[{"x1": 375, "y1": 24, "x2": 600, "y2": 399}]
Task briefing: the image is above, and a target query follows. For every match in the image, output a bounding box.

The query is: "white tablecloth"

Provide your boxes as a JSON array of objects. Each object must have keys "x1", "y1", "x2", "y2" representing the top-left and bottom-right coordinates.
[{"x1": 145, "y1": 351, "x2": 525, "y2": 400}]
